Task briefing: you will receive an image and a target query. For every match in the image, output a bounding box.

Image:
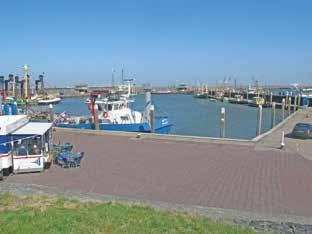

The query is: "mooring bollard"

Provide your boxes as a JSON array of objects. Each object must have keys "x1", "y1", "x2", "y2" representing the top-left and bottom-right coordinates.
[
  {"x1": 49, "y1": 104, "x2": 54, "y2": 122},
  {"x1": 150, "y1": 104, "x2": 155, "y2": 133},
  {"x1": 256, "y1": 105, "x2": 263, "y2": 136},
  {"x1": 280, "y1": 131, "x2": 285, "y2": 148},
  {"x1": 282, "y1": 98, "x2": 285, "y2": 120},
  {"x1": 220, "y1": 107, "x2": 226, "y2": 138},
  {"x1": 288, "y1": 96, "x2": 292, "y2": 116},
  {"x1": 94, "y1": 104, "x2": 100, "y2": 130},
  {"x1": 271, "y1": 102, "x2": 276, "y2": 128}
]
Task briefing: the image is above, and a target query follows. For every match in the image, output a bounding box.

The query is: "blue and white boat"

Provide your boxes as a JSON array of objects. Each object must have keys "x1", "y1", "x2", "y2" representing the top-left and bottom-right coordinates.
[{"x1": 55, "y1": 92, "x2": 173, "y2": 134}]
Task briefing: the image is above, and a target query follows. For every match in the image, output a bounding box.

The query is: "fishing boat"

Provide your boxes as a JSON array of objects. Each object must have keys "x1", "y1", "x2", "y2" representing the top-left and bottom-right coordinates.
[
  {"x1": 229, "y1": 94, "x2": 248, "y2": 104},
  {"x1": 55, "y1": 92, "x2": 173, "y2": 134}
]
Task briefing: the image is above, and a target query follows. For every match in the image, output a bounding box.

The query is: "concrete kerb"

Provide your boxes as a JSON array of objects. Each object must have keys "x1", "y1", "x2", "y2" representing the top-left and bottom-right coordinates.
[
  {"x1": 252, "y1": 110, "x2": 299, "y2": 142},
  {"x1": 54, "y1": 127, "x2": 255, "y2": 146},
  {"x1": 1, "y1": 182, "x2": 312, "y2": 226}
]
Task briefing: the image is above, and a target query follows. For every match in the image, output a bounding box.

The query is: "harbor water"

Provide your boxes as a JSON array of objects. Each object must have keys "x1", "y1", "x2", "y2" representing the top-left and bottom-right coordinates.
[{"x1": 53, "y1": 94, "x2": 284, "y2": 139}]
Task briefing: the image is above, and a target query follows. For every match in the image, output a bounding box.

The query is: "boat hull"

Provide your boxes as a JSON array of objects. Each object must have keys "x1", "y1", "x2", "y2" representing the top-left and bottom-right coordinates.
[
  {"x1": 56, "y1": 117, "x2": 173, "y2": 134},
  {"x1": 38, "y1": 98, "x2": 61, "y2": 105}
]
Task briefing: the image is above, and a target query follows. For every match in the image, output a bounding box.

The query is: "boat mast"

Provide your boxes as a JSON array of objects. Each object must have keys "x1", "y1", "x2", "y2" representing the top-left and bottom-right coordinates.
[{"x1": 121, "y1": 65, "x2": 124, "y2": 84}]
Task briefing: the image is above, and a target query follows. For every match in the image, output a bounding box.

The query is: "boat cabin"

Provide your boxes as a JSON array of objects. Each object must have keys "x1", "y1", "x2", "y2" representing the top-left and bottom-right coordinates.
[{"x1": 0, "y1": 115, "x2": 52, "y2": 176}]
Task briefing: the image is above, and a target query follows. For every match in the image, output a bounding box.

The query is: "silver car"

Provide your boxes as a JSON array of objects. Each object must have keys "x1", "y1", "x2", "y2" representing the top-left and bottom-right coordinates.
[{"x1": 292, "y1": 123, "x2": 312, "y2": 139}]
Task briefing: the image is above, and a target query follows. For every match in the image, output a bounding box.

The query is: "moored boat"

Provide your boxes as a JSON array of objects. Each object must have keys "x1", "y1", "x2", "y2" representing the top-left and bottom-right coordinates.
[
  {"x1": 55, "y1": 92, "x2": 173, "y2": 134},
  {"x1": 248, "y1": 96, "x2": 272, "y2": 108}
]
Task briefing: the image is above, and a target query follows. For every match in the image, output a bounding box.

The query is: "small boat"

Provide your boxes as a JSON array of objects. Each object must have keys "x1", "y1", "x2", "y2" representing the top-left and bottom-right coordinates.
[
  {"x1": 248, "y1": 96, "x2": 272, "y2": 108},
  {"x1": 37, "y1": 97, "x2": 61, "y2": 105},
  {"x1": 194, "y1": 93, "x2": 207, "y2": 99}
]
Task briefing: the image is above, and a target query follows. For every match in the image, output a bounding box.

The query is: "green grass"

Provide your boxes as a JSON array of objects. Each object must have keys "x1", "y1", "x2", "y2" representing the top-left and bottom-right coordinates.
[{"x1": 0, "y1": 193, "x2": 256, "y2": 234}]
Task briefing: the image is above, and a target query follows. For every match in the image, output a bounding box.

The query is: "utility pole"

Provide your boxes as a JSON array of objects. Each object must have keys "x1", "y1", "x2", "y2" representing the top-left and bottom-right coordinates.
[{"x1": 111, "y1": 68, "x2": 115, "y2": 88}]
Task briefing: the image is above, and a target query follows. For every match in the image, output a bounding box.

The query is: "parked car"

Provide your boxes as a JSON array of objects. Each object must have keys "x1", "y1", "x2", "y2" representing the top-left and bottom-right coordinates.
[{"x1": 292, "y1": 123, "x2": 312, "y2": 139}]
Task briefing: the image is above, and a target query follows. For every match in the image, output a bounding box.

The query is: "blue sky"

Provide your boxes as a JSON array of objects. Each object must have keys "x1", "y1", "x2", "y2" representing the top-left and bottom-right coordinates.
[{"x1": 0, "y1": 0, "x2": 311, "y2": 86}]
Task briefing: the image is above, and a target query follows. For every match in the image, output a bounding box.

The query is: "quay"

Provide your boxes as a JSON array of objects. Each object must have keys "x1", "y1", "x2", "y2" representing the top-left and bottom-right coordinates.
[{"x1": 2, "y1": 107, "x2": 312, "y2": 225}]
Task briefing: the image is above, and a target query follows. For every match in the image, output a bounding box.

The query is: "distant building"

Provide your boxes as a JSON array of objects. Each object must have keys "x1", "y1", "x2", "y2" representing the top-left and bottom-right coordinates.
[{"x1": 75, "y1": 83, "x2": 88, "y2": 94}]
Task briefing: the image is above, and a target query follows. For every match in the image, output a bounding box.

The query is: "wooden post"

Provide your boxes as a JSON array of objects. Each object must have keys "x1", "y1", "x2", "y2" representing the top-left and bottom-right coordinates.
[
  {"x1": 288, "y1": 97, "x2": 292, "y2": 116},
  {"x1": 94, "y1": 104, "x2": 100, "y2": 130},
  {"x1": 271, "y1": 102, "x2": 276, "y2": 128},
  {"x1": 285, "y1": 92, "x2": 289, "y2": 109},
  {"x1": 220, "y1": 107, "x2": 226, "y2": 138},
  {"x1": 281, "y1": 98, "x2": 285, "y2": 120},
  {"x1": 294, "y1": 96, "x2": 297, "y2": 111},
  {"x1": 298, "y1": 95, "x2": 301, "y2": 107},
  {"x1": 246, "y1": 91, "x2": 249, "y2": 102},
  {"x1": 256, "y1": 105, "x2": 263, "y2": 136},
  {"x1": 150, "y1": 104, "x2": 155, "y2": 133},
  {"x1": 49, "y1": 104, "x2": 54, "y2": 122},
  {"x1": 270, "y1": 92, "x2": 273, "y2": 104}
]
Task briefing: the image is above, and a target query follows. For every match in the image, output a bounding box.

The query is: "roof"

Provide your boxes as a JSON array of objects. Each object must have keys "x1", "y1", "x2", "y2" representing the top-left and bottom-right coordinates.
[
  {"x1": 0, "y1": 115, "x2": 28, "y2": 135},
  {"x1": 13, "y1": 122, "x2": 52, "y2": 135}
]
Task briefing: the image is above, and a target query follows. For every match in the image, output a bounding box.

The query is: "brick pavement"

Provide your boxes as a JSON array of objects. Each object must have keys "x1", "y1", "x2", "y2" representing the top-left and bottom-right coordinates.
[{"x1": 5, "y1": 130, "x2": 312, "y2": 217}]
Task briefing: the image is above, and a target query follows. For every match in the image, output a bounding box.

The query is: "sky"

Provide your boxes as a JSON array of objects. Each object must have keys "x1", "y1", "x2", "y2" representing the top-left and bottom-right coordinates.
[{"x1": 0, "y1": 0, "x2": 311, "y2": 87}]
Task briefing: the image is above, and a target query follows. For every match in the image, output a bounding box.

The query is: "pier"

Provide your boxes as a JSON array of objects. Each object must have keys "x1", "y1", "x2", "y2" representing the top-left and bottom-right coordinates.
[{"x1": 3, "y1": 107, "x2": 312, "y2": 226}]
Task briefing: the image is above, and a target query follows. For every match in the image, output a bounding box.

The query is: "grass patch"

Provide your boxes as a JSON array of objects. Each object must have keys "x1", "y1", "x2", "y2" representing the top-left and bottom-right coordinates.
[{"x1": 0, "y1": 194, "x2": 256, "y2": 234}]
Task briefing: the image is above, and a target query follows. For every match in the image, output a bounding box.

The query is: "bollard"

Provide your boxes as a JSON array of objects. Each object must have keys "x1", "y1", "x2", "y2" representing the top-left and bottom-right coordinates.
[
  {"x1": 49, "y1": 104, "x2": 54, "y2": 122},
  {"x1": 150, "y1": 104, "x2": 155, "y2": 133},
  {"x1": 220, "y1": 107, "x2": 226, "y2": 138},
  {"x1": 288, "y1": 97, "x2": 292, "y2": 116},
  {"x1": 280, "y1": 131, "x2": 285, "y2": 149},
  {"x1": 94, "y1": 104, "x2": 100, "y2": 130},
  {"x1": 256, "y1": 105, "x2": 263, "y2": 136},
  {"x1": 271, "y1": 102, "x2": 276, "y2": 128},
  {"x1": 282, "y1": 98, "x2": 285, "y2": 120}
]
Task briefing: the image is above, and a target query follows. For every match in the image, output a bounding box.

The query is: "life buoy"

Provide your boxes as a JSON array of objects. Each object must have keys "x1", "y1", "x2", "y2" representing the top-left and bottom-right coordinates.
[{"x1": 103, "y1": 111, "x2": 109, "y2": 118}]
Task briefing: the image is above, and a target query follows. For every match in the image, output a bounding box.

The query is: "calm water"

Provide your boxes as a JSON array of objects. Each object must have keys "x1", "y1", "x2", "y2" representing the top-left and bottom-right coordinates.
[{"x1": 53, "y1": 94, "x2": 284, "y2": 139}]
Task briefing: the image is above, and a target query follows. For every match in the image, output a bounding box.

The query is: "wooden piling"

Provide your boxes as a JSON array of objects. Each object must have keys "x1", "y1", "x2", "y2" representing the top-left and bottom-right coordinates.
[
  {"x1": 94, "y1": 104, "x2": 100, "y2": 130},
  {"x1": 271, "y1": 102, "x2": 276, "y2": 128},
  {"x1": 288, "y1": 97, "x2": 292, "y2": 116},
  {"x1": 294, "y1": 96, "x2": 297, "y2": 111},
  {"x1": 281, "y1": 98, "x2": 285, "y2": 120},
  {"x1": 150, "y1": 104, "x2": 155, "y2": 133},
  {"x1": 270, "y1": 92, "x2": 273, "y2": 104},
  {"x1": 220, "y1": 107, "x2": 226, "y2": 138},
  {"x1": 297, "y1": 95, "x2": 301, "y2": 107},
  {"x1": 256, "y1": 105, "x2": 263, "y2": 136},
  {"x1": 49, "y1": 104, "x2": 54, "y2": 122}
]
